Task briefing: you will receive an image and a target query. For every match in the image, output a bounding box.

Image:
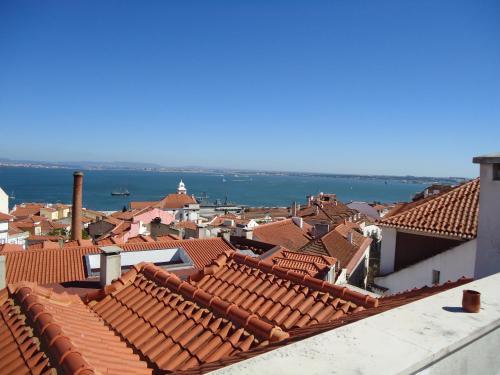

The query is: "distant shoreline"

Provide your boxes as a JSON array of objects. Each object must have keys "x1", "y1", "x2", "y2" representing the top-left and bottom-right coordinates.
[{"x1": 0, "y1": 163, "x2": 468, "y2": 186}]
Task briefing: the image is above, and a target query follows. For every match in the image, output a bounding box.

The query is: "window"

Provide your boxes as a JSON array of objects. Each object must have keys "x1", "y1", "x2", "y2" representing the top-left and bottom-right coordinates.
[
  {"x1": 432, "y1": 270, "x2": 440, "y2": 285},
  {"x1": 493, "y1": 164, "x2": 500, "y2": 181}
]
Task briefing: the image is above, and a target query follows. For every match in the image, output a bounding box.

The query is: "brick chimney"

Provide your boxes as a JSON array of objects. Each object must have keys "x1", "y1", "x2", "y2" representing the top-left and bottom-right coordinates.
[
  {"x1": 71, "y1": 171, "x2": 83, "y2": 241},
  {"x1": 99, "y1": 245, "x2": 122, "y2": 286}
]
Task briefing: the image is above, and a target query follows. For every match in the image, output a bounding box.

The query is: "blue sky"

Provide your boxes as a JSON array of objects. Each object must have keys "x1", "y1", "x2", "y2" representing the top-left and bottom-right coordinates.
[{"x1": 1, "y1": 1, "x2": 499, "y2": 177}]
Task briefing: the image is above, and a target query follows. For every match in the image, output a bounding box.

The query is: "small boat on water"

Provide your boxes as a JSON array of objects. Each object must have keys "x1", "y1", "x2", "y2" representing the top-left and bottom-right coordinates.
[{"x1": 111, "y1": 189, "x2": 130, "y2": 196}]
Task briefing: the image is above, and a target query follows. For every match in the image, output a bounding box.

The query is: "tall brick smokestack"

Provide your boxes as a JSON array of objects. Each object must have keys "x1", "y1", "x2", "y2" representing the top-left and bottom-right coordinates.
[{"x1": 71, "y1": 171, "x2": 83, "y2": 241}]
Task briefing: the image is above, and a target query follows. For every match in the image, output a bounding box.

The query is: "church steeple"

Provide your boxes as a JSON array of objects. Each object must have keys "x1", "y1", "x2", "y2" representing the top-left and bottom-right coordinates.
[{"x1": 177, "y1": 179, "x2": 187, "y2": 194}]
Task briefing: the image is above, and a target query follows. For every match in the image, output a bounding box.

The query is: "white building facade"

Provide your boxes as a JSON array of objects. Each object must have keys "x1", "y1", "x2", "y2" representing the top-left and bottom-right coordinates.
[{"x1": 375, "y1": 153, "x2": 500, "y2": 294}]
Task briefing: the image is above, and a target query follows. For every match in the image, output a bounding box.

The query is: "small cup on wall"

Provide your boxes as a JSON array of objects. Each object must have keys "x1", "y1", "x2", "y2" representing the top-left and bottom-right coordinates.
[{"x1": 462, "y1": 290, "x2": 481, "y2": 313}]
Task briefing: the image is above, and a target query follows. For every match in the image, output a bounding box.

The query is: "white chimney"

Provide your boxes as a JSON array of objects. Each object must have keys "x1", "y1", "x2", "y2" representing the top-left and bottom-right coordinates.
[
  {"x1": 99, "y1": 245, "x2": 122, "y2": 286},
  {"x1": 473, "y1": 153, "x2": 500, "y2": 278},
  {"x1": 244, "y1": 228, "x2": 253, "y2": 240},
  {"x1": 197, "y1": 224, "x2": 206, "y2": 239},
  {"x1": 292, "y1": 216, "x2": 303, "y2": 229},
  {"x1": 223, "y1": 219, "x2": 235, "y2": 227},
  {"x1": 220, "y1": 229, "x2": 231, "y2": 242},
  {"x1": 0, "y1": 255, "x2": 5, "y2": 289}
]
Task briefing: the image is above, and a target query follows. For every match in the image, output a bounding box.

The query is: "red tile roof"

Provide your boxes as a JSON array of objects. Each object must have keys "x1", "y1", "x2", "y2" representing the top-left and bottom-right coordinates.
[
  {"x1": 178, "y1": 277, "x2": 473, "y2": 374},
  {"x1": 110, "y1": 208, "x2": 153, "y2": 221},
  {"x1": 0, "y1": 243, "x2": 24, "y2": 253},
  {"x1": 262, "y1": 248, "x2": 337, "y2": 278},
  {"x1": 242, "y1": 207, "x2": 290, "y2": 220},
  {"x1": 190, "y1": 251, "x2": 377, "y2": 327},
  {"x1": 334, "y1": 222, "x2": 361, "y2": 237},
  {"x1": 27, "y1": 241, "x2": 61, "y2": 250},
  {"x1": 84, "y1": 252, "x2": 377, "y2": 371},
  {"x1": 156, "y1": 234, "x2": 182, "y2": 241},
  {"x1": 299, "y1": 226, "x2": 372, "y2": 273},
  {"x1": 87, "y1": 264, "x2": 276, "y2": 372},
  {"x1": 210, "y1": 214, "x2": 253, "y2": 227},
  {"x1": 159, "y1": 193, "x2": 197, "y2": 209},
  {"x1": 253, "y1": 219, "x2": 312, "y2": 251},
  {"x1": 95, "y1": 236, "x2": 125, "y2": 246},
  {"x1": 9, "y1": 204, "x2": 44, "y2": 218},
  {"x1": 1, "y1": 250, "x2": 471, "y2": 374},
  {"x1": 0, "y1": 287, "x2": 52, "y2": 374},
  {"x1": 27, "y1": 235, "x2": 64, "y2": 242},
  {"x1": 129, "y1": 200, "x2": 158, "y2": 210},
  {"x1": 8, "y1": 223, "x2": 26, "y2": 236},
  {"x1": 130, "y1": 193, "x2": 197, "y2": 210},
  {"x1": 298, "y1": 201, "x2": 356, "y2": 225},
  {"x1": 175, "y1": 221, "x2": 199, "y2": 230},
  {"x1": 126, "y1": 234, "x2": 156, "y2": 243},
  {"x1": 3, "y1": 238, "x2": 234, "y2": 284},
  {"x1": 63, "y1": 239, "x2": 94, "y2": 247},
  {"x1": 2, "y1": 283, "x2": 150, "y2": 374},
  {"x1": 0, "y1": 212, "x2": 13, "y2": 221},
  {"x1": 380, "y1": 179, "x2": 479, "y2": 239}
]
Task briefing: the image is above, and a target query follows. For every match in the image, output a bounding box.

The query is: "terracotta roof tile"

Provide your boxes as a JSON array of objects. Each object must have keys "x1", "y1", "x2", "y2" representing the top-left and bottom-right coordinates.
[
  {"x1": 95, "y1": 237, "x2": 125, "y2": 246},
  {"x1": 4, "y1": 238, "x2": 234, "y2": 284},
  {"x1": 86, "y1": 264, "x2": 270, "y2": 372},
  {"x1": 299, "y1": 227, "x2": 371, "y2": 273},
  {"x1": 262, "y1": 248, "x2": 337, "y2": 278},
  {"x1": 189, "y1": 252, "x2": 378, "y2": 328},
  {"x1": 175, "y1": 221, "x2": 199, "y2": 230},
  {"x1": 83, "y1": 251, "x2": 377, "y2": 371},
  {"x1": 130, "y1": 193, "x2": 197, "y2": 211},
  {"x1": 177, "y1": 277, "x2": 472, "y2": 374},
  {"x1": 253, "y1": 219, "x2": 312, "y2": 251},
  {"x1": 10, "y1": 205, "x2": 44, "y2": 218},
  {"x1": 27, "y1": 241, "x2": 61, "y2": 250},
  {"x1": 129, "y1": 201, "x2": 158, "y2": 210},
  {"x1": 4, "y1": 283, "x2": 150, "y2": 374},
  {"x1": 242, "y1": 207, "x2": 289, "y2": 220},
  {"x1": 298, "y1": 201, "x2": 356, "y2": 225},
  {"x1": 0, "y1": 287, "x2": 53, "y2": 374},
  {"x1": 127, "y1": 235, "x2": 156, "y2": 243},
  {"x1": 0, "y1": 212, "x2": 13, "y2": 221},
  {"x1": 27, "y1": 234, "x2": 64, "y2": 241},
  {"x1": 380, "y1": 179, "x2": 479, "y2": 239},
  {"x1": 0, "y1": 243, "x2": 24, "y2": 253},
  {"x1": 1, "y1": 249, "x2": 471, "y2": 374},
  {"x1": 156, "y1": 234, "x2": 182, "y2": 241},
  {"x1": 63, "y1": 239, "x2": 94, "y2": 247}
]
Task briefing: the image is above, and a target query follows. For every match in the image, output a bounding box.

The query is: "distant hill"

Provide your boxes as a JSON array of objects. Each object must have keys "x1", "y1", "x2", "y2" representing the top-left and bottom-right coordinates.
[{"x1": 0, "y1": 158, "x2": 162, "y2": 170}]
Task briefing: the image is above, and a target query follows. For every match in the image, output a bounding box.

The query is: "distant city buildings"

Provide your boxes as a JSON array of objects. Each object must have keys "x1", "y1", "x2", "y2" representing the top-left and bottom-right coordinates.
[{"x1": 1, "y1": 153, "x2": 500, "y2": 373}]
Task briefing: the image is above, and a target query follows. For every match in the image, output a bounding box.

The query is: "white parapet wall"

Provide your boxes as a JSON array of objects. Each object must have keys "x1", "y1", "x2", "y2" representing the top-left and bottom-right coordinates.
[
  {"x1": 375, "y1": 239, "x2": 477, "y2": 294},
  {"x1": 210, "y1": 272, "x2": 500, "y2": 375},
  {"x1": 379, "y1": 227, "x2": 397, "y2": 275}
]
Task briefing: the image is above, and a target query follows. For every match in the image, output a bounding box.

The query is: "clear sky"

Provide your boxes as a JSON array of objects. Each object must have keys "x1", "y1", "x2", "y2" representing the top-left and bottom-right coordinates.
[{"x1": 1, "y1": 1, "x2": 499, "y2": 177}]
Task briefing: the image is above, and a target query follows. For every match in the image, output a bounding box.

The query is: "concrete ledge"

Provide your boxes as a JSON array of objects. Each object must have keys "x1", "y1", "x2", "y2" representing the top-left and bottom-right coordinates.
[{"x1": 210, "y1": 273, "x2": 500, "y2": 375}]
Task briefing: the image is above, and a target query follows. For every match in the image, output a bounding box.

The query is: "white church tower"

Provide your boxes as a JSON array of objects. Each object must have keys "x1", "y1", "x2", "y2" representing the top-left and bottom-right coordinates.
[{"x1": 177, "y1": 179, "x2": 187, "y2": 195}]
